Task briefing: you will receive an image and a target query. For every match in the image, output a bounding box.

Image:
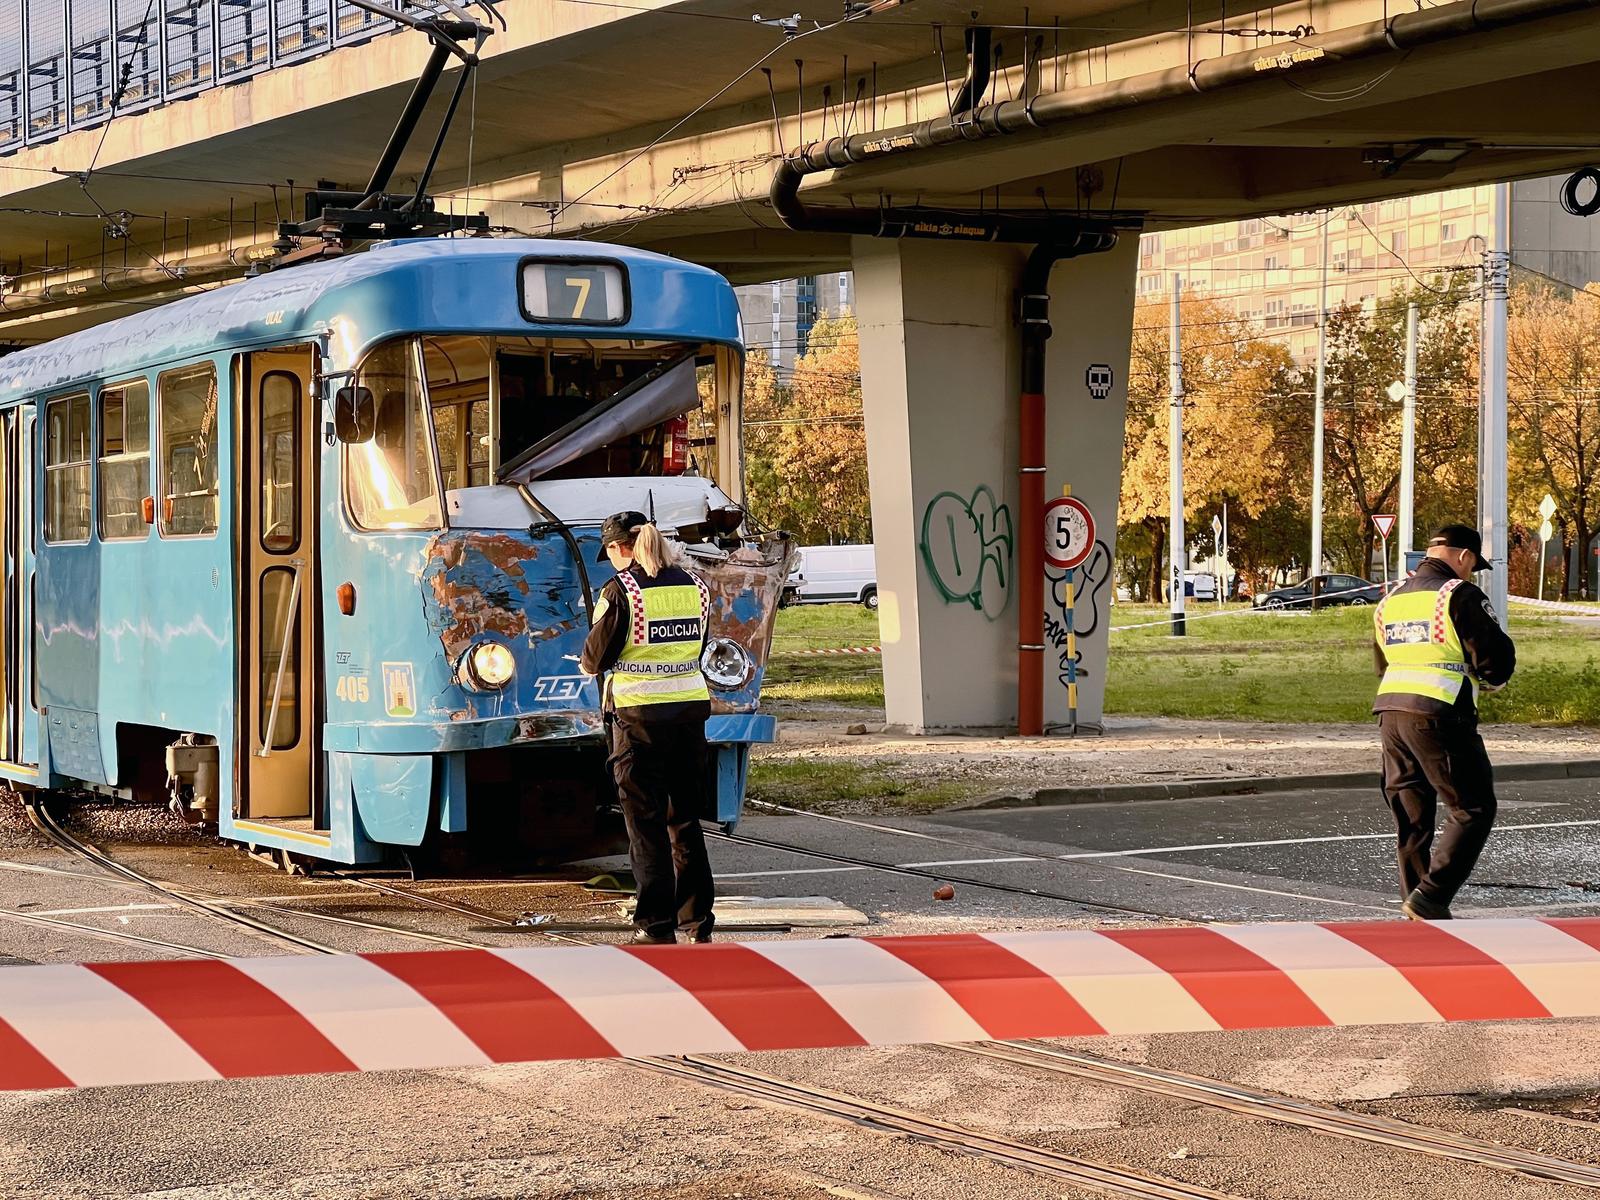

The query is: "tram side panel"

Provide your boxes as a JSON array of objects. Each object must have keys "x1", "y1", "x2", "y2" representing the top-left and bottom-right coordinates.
[{"x1": 35, "y1": 358, "x2": 236, "y2": 805}]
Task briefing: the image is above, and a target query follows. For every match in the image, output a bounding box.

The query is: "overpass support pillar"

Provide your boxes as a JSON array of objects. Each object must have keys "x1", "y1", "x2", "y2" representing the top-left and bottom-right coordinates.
[{"x1": 853, "y1": 235, "x2": 1138, "y2": 734}]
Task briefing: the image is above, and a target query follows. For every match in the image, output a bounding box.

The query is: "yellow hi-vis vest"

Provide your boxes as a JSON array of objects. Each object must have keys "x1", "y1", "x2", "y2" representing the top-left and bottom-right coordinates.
[
  {"x1": 610, "y1": 568, "x2": 712, "y2": 709},
  {"x1": 1373, "y1": 578, "x2": 1477, "y2": 706}
]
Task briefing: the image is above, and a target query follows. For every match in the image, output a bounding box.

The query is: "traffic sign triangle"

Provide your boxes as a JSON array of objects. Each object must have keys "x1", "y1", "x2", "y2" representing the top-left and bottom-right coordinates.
[{"x1": 1372, "y1": 514, "x2": 1396, "y2": 539}]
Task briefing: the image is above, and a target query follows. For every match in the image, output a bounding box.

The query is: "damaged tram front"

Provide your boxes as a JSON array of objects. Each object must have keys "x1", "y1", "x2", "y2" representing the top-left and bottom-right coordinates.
[{"x1": 0, "y1": 239, "x2": 791, "y2": 865}]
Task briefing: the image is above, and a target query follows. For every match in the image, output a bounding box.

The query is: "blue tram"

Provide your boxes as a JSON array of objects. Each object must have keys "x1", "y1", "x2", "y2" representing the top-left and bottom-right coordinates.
[{"x1": 0, "y1": 239, "x2": 792, "y2": 865}]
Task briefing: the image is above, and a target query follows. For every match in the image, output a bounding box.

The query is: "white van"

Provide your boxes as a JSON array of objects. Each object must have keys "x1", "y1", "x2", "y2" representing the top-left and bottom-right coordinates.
[{"x1": 784, "y1": 544, "x2": 878, "y2": 609}]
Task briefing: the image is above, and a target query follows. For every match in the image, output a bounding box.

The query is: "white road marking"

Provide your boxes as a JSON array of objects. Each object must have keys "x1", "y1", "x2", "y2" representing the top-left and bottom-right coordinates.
[
  {"x1": 1111, "y1": 866, "x2": 1393, "y2": 912},
  {"x1": 899, "y1": 856, "x2": 1037, "y2": 868},
  {"x1": 717, "y1": 866, "x2": 871, "y2": 879},
  {"x1": 1055, "y1": 818, "x2": 1600, "y2": 861}
]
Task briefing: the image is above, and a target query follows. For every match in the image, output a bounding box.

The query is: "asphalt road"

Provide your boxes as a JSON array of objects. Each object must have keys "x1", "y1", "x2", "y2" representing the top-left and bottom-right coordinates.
[{"x1": 2, "y1": 780, "x2": 1599, "y2": 1199}]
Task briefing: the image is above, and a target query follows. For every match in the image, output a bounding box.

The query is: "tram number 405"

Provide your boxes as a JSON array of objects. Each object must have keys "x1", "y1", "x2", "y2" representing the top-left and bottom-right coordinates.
[{"x1": 335, "y1": 675, "x2": 371, "y2": 703}]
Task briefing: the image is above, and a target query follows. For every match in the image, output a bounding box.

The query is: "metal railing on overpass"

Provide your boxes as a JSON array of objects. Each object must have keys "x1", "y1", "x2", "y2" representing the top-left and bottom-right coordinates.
[{"x1": 0, "y1": 0, "x2": 450, "y2": 158}]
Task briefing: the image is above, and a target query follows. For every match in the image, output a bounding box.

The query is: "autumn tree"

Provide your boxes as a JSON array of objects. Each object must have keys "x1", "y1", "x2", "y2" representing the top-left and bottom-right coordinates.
[
  {"x1": 1313, "y1": 278, "x2": 1478, "y2": 577},
  {"x1": 1119, "y1": 294, "x2": 1299, "y2": 598},
  {"x1": 1506, "y1": 281, "x2": 1600, "y2": 598},
  {"x1": 739, "y1": 317, "x2": 871, "y2": 544}
]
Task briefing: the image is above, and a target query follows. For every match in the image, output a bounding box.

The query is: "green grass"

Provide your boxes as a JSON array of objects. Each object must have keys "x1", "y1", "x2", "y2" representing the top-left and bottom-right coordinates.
[
  {"x1": 763, "y1": 602, "x2": 885, "y2": 709},
  {"x1": 762, "y1": 599, "x2": 1600, "y2": 725},
  {"x1": 746, "y1": 758, "x2": 989, "y2": 813},
  {"x1": 1108, "y1": 602, "x2": 1600, "y2": 724}
]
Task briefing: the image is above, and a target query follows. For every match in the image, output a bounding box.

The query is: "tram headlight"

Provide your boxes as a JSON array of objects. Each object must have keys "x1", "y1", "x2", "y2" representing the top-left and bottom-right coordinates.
[
  {"x1": 461, "y1": 641, "x2": 516, "y2": 691},
  {"x1": 701, "y1": 637, "x2": 753, "y2": 690}
]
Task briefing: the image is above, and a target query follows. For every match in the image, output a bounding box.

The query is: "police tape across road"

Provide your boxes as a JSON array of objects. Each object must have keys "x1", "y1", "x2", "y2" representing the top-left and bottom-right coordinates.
[
  {"x1": 772, "y1": 582, "x2": 1393, "y2": 652},
  {"x1": 773, "y1": 644, "x2": 884, "y2": 658},
  {"x1": 4, "y1": 919, "x2": 1599, "y2": 1090}
]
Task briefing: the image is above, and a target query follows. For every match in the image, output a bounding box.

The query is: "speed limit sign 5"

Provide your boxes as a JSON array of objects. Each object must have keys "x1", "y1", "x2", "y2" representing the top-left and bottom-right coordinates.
[{"x1": 1044, "y1": 496, "x2": 1095, "y2": 570}]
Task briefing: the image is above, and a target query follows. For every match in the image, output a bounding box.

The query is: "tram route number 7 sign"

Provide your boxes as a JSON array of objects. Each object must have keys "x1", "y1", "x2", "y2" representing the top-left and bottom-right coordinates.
[{"x1": 1045, "y1": 496, "x2": 1096, "y2": 571}]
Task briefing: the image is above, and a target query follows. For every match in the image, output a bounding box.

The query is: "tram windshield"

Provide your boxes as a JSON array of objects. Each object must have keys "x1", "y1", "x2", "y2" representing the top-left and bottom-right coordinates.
[{"x1": 344, "y1": 334, "x2": 739, "y2": 531}]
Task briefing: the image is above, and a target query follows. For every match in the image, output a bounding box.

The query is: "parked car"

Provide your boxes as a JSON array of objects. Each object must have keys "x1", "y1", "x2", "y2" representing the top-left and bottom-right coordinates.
[
  {"x1": 783, "y1": 544, "x2": 878, "y2": 609},
  {"x1": 1184, "y1": 571, "x2": 1218, "y2": 601},
  {"x1": 1253, "y1": 573, "x2": 1384, "y2": 609}
]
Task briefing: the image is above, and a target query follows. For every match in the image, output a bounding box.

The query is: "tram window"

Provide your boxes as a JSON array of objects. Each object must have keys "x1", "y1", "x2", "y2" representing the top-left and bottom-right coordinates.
[
  {"x1": 346, "y1": 339, "x2": 443, "y2": 531},
  {"x1": 98, "y1": 380, "x2": 150, "y2": 541},
  {"x1": 423, "y1": 336, "x2": 491, "y2": 492},
  {"x1": 259, "y1": 372, "x2": 300, "y2": 552},
  {"x1": 158, "y1": 364, "x2": 219, "y2": 538},
  {"x1": 258, "y1": 567, "x2": 300, "y2": 751},
  {"x1": 44, "y1": 393, "x2": 91, "y2": 544}
]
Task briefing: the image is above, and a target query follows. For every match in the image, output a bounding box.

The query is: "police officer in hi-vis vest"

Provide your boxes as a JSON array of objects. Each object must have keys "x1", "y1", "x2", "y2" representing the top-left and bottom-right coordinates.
[
  {"x1": 1373, "y1": 524, "x2": 1516, "y2": 921},
  {"x1": 580, "y1": 511, "x2": 716, "y2": 945}
]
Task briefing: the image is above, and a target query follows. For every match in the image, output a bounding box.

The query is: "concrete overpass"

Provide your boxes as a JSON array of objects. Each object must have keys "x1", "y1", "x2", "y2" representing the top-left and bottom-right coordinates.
[{"x1": 4, "y1": 0, "x2": 1600, "y2": 732}]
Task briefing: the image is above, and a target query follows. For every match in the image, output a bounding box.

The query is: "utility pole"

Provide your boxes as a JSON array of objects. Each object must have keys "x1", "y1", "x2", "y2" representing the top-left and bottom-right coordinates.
[
  {"x1": 1481, "y1": 184, "x2": 1511, "y2": 626},
  {"x1": 1169, "y1": 274, "x2": 1186, "y2": 636},
  {"x1": 1397, "y1": 301, "x2": 1419, "y2": 581},
  {"x1": 1310, "y1": 212, "x2": 1331, "y2": 609}
]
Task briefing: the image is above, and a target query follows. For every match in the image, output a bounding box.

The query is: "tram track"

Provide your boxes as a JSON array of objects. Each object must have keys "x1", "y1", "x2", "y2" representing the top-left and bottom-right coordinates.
[
  {"x1": 25, "y1": 797, "x2": 343, "y2": 955},
  {"x1": 954, "y1": 1041, "x2": 1600, "y2": 1191},
  {"x1": 644, "y1": 1054, "x2": 1245, "y2": 1199},
  {"x1": 18, "y1": 798, "x2": 528, "y2": 956},
  {"x1": 722, "y1": 805, "x2": 1399, "y2": 918},
  {"x1": 13, "y1": 813, "x2": 1600, "y2": 1196},
  {"x1": 0, "y1": 906, "x2": 228, "y2": 959},
  {"x1": 707, "y1": 826, "x2": 1172, "y2": 919}
]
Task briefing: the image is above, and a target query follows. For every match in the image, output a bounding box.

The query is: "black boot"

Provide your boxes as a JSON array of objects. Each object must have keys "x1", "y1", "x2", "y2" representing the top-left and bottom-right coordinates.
[
  {"x1": 629, "y1": 929, "x2": 676, "y2": 945},
  {"x1": 1402, "y1": 889, "x2": 1453, "y2": 921}
]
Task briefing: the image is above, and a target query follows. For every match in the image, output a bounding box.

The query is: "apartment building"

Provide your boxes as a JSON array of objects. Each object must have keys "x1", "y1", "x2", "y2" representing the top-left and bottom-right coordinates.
[
  {"x1": 734, "y1": 272, "x2": 853, "y2": 379},
  {"x1": 1136, "y1": 178, "x2": 1600, "y2": 361}
]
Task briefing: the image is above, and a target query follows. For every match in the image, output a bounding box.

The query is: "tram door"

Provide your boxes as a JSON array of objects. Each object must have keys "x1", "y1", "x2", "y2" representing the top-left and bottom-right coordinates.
[
  {"x1": 0, "y1": 409, "x2": 37, "y2": 774},
  {"x1": 240, "y1": 349, "x2": 319, "y2": 822},
  {"x1": 0, "y1": 409, "x2": 29, "y2": 767}
]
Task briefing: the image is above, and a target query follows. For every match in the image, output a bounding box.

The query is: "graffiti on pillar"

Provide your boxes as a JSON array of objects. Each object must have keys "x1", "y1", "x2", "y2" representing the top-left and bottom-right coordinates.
[
  {"x1": 1043, "y1": 538, "x2": 1112, "y2": 686},
  {"x1": 920, "y1": 485, "x2": 1014, "y2": 620},
  {"x1": 1085, "y1": 364, "x2": 1115, "y2": 400}
]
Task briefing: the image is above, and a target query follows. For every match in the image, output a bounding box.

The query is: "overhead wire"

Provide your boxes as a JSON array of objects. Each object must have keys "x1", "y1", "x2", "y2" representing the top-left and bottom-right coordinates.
[{"x1": 554, "y1": 5, "x2": 882, "y2": 221}]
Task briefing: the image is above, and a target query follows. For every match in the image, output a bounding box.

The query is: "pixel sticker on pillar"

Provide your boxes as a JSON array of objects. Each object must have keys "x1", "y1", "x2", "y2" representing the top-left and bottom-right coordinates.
[{"x1": 1085, "y1": 364, "x2": 1114, "y2": 400}]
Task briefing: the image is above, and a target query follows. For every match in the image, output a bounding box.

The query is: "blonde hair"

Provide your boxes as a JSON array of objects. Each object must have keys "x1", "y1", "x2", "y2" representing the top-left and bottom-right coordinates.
[{"x1": 623, "y1": 522, "x2": 671, "y2": 578}]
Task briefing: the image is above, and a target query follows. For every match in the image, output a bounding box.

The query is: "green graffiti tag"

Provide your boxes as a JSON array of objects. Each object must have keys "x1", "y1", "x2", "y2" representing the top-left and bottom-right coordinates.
[{"x1": 919, "y1": 485, "x2": 1014, "y2": 620}]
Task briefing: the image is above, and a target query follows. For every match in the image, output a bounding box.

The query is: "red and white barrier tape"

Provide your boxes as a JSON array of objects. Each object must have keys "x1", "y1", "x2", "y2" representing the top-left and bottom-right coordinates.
[
  {"x1": 3, "y1": 919, "x2": 1599, "y2": 1091},
  {"x1": 1510, "y1": 595, "x2": 1600, "y2": 617},
  {"x1": 776, "y1": 645, "x2": 883, "y2": 658}
]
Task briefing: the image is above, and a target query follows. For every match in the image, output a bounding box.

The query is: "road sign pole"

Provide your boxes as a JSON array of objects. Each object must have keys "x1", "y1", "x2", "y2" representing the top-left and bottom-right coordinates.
[
  {"x1": 1398, "y1": 302, "x2": 1419, "y2": 576},
  {"x1": 1211, "y1": 512, "x2": 1223, "y2": 611},
  {"x1": 1065, "y1": 567, "x2": 1078, "y2": 735},
  {"x1": 1168, "y1": 275, "x2": 1185, "y2": 637},
  {"x1": 1539, "y1": 495, "x2": 1557, "y2": 603},
  {"x1": 1310, "y1": 213, "x2": 1330, "y2": 589},
  {"x1": 1481, "y1": 183, "x2": 1511, "y2": 628},
  {"x1": 1379, "y1": 531, "x2": 1390, "y2": 588}
]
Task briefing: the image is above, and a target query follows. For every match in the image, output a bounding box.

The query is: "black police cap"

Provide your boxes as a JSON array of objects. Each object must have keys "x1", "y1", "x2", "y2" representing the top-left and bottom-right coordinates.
[
  {"x1": 597, "y1": 510, "x2": 649, "y2": 562},
  {"x1": 1429, "y1": 523, "x2": 1491, "y2": 572}
]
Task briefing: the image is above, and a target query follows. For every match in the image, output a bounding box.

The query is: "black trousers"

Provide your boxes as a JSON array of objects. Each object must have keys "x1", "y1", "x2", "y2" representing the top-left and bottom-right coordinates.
[
  {"x1": 1378, "y1": 711, "x2": 1497, "y2": 906},
  {"x1": 609, "y1": 715, "x2": 715, "y2": 939}
]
